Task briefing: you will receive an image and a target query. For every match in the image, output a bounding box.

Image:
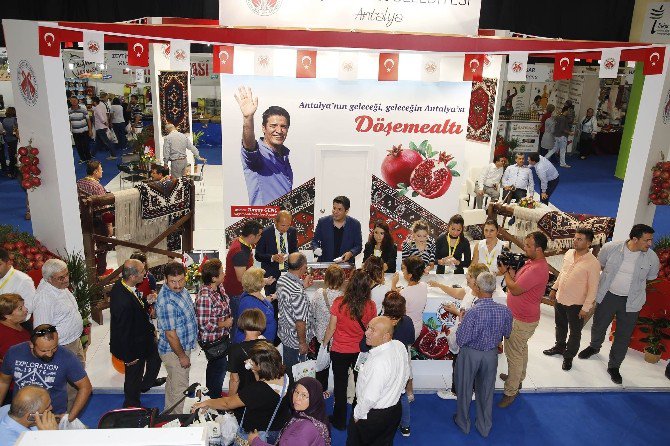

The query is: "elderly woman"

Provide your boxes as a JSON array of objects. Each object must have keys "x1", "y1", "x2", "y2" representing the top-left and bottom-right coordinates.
[
  {"x1": 234, "y1": 267, "x2": 276, "y2": 344},
  {"x1": 193, "y1": 340, "x2": 291, "y2": 444},
  {"x1": 195, "y1": 259, "x2": 232, "y2": 398},
  {"x1": 0, "y1": 293, "x2": 29, "y2": 405},
  {"x1": 249, "y1": 377, "x2": 331, "y2": 446}
]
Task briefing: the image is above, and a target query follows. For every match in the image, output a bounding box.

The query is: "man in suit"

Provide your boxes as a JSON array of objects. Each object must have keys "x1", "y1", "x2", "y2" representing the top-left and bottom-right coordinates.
[
  {"x1": 312, "y1": 195, "x2": 362, "y2": 265},
  {"x1": 110, "y1": 259, "x2": 165, "y2": 408},
  {"x1": 255, "y1": 210, "x2": 299, "y2": 296}
]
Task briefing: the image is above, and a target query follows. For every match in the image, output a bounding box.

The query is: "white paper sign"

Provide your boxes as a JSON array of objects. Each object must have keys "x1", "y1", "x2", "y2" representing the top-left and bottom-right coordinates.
[{"x1": 641, "y1": 2, "x2": 670, "y2": 43}]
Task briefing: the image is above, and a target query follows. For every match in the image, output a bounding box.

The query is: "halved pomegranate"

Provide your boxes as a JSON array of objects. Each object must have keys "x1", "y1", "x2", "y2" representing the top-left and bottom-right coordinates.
[
  {"x1": 381, "y1": 144, "x2": 423, "y2": 188},
  {"x1": 417, "y1": 329, "x2": 450, "y2": 359},
  {"x1": 409, "y1": 152, "x2": 458, "y2": 199}
]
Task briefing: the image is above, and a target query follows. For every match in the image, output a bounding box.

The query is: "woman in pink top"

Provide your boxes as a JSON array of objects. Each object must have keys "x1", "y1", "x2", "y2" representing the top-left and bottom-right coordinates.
[
  {"x1": 392, "y1": 256, "x2": 428, "y2": 339},
  {"x1": 322, "y1": 269, "x2": 376, "y2": 431}
]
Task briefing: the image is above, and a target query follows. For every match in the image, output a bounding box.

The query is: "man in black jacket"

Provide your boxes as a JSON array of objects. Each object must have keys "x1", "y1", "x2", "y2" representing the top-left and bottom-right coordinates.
[
  {"x1": 110, "y1": 259, "x2": 165, "y2": 407},
  {"x1": 255, "y1": 210, "x2": 299, "y2": 296}
]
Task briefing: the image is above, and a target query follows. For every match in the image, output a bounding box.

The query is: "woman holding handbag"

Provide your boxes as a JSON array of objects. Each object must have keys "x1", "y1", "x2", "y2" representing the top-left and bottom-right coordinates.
[
  {"x1": 192, "y1": 340, "x2": 292, "y2": 445},
  {"x1": 196, "y1": 259, "x2": 233, "y2": 398},
  {"x1": 322, "y1": 269, "x2": 376, "y2": 431}
]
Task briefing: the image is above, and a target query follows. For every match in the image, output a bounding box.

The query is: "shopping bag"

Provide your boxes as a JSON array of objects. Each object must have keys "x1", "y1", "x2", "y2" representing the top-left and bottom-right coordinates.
[
  {"x1": 58, "y1": 414, "x2": 87, "y2": 430},
  {"x1": 292, "y1": 358, "x2": 316, "y2": 380},
  {"x1": 315, "y1": 343, "x2": 331, "y2": 372},
  {"x1": 106, "y1": 128, "x2": 118, "y2": 144},
  {"x1": 219, "y1": 412, "x2": 239, "y2": 446}
]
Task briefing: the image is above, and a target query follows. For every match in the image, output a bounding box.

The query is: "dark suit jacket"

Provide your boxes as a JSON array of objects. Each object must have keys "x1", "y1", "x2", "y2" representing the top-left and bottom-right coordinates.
[
  {"x1": 312, "y1": 215, "x2": 362, "y2": 263},
  {"x1": 363, "y1": 241, "x2": 398, "y2": 273},
  {"x1": 255, "y1": 225, "x2": 299, "y2": 282},
  {"x1": 109, "y1": 279, "x2": 156, "y2": 362}
]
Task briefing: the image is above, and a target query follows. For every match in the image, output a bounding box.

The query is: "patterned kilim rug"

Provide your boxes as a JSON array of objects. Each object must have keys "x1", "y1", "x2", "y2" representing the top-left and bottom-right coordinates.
[
  {"x1": 159, "y1": 71, "x2": 190, "y2": 136},
  {"x1": 225, "y1": 178, "x2": 315, "y2": 249},
  {"x1": 537, "y1": 211, "x2": 616, "y2": 250},
  {"x1": 466, "y1": 77, "x2": 497, "y2": 143}
]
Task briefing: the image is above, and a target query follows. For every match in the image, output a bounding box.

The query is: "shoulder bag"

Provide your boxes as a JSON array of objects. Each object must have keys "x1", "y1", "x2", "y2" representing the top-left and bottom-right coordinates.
[
  {"x1": 234, "y1": 374, "x2": 289, "y2": 446},
  {"x1": 356, "y1": 315, "x2": 370, "y2": 353}
]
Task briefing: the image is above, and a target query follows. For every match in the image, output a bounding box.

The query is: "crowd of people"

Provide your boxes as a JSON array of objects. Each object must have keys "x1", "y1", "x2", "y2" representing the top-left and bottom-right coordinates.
[{"x1": 0, "y1": 189, "x2": 665, "y2": 445}]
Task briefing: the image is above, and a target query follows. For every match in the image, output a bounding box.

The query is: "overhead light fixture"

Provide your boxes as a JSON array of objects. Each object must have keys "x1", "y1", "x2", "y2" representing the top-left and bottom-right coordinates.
[
  {"x1": 98, "y1": 63, "x2": 106, "y2": 70},
  {"x1": 68, "y1": 62, "x2": 74, "y2": 69}
]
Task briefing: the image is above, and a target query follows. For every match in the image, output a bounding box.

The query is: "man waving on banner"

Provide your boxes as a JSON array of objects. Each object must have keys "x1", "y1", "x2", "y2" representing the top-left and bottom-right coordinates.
[{"x1": 235, "y1": 86, "x2": 294, "y2": 205}]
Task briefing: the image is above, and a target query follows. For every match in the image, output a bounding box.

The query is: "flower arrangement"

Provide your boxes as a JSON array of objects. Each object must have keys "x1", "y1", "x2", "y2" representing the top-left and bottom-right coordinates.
[
  {"x1": 185, "y1": 262, "x2": 201, "y2": 290},
  {"x1": 517, "y1": 196, "x2": 540, "y2": 209}
]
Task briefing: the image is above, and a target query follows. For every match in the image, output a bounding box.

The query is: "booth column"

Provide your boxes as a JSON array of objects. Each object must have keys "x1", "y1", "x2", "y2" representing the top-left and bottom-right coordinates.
[
  {"x1": 613, "y1": 47, "x2": 670, "y2": 240},
  {"x1": 3, "y1": 19, "x2": 83, "y2": 255}
]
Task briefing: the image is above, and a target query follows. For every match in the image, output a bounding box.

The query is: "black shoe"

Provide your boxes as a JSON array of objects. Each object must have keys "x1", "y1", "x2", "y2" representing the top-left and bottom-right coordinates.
[
  {"x1": 499, "y1": 373, "x2": 522, "y2": 389},
  {"x1": 562, "y1": 358, "x2": 573, "y2": 371},
  {"x1": 607, "y1": 368, "x2": 623, "y2": 385},
  {"x1": 543, "y1": 345, "x2": 566, "y2": 356},
  {"x1": 578, "y1": 346, "x2": 600, "y2": 359},
  {"x1": 141, "y1": 377, "x2": 167, "y2": 393},
  {"x1": 328, "y1": 415, "x2": 346, "y2": 431},
  {"x1": 400, "y1": 426, "x2": 411, "y2": 437},
  {"x1": 665, "y1": 367, "x2": 670, "y2": 381}
]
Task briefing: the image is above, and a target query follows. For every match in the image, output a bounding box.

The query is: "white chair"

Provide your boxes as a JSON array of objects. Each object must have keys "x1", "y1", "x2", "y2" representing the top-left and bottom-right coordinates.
[
  {"x1": 186, "y1": 161, "x2": 206, "y2": 200},
  {"x1": 458, "y1": 166, "x2": 489, "y2": 227}
]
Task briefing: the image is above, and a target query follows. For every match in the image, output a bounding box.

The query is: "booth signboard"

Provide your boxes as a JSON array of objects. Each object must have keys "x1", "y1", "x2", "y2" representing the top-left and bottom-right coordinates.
[
  {"x1": 509, "y1": 121, "x2": 540, "y2": 152},
  {"x1": 641, "y1": 2, "x2": 670, "y2": 44},
  {"x1": 526, "y1": 64, "x2": 551, "y2": 82},
  {"x1": 218, "y1": 0, "x2": 482, "y2": 36}
]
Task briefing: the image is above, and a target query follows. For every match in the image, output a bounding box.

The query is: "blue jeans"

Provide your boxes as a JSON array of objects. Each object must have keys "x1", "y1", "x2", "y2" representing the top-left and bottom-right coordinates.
[
  {"x1": 112, "y1": 122, "x2": 127, "y2": 154},
  {"x1": 95, "y1": 128, "x2": 115, "y2": 156},
  {"x1": 400, "y1": 392, "x2": 410, "y2": 428},
  {"x1": 205, "y1": 354, "x2": 228, "y2": 398}
]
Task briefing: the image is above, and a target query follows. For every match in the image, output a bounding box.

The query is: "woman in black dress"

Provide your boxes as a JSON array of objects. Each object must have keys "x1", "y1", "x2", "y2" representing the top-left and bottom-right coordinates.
[
  {"x1": 362, "y1": 220, "x2": 398, "y2": 273},
  {"x1": 435, "y1": 214, "x2": 471, "y2": 274}
]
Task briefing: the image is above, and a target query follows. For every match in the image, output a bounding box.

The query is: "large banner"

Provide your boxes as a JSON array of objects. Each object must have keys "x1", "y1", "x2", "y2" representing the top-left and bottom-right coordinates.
[
  {"x1": 221, "y1": 77, "x2": 472, "y2": 246},
  {"x1": 219, "y1": 0, "x2": 482, "y2": 35}
]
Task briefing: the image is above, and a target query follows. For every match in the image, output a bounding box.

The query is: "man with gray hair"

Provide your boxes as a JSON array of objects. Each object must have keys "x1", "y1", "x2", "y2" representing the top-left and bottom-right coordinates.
[
  {"x1": 453, "y1": 272, "x2": 512, "y2": 438},
  {"x1": 0, "y1": 386, "x2": 58, "y2": 446},
  {"x1": 162, "y1": 123, "x2": 206, "y2": 177},
  {"x1": 276, "y1": 252, "x2": 314, "y2": 376}
]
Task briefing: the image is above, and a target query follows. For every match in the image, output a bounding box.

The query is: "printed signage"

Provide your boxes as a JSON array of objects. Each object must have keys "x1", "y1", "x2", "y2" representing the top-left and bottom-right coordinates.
[{"x1": 642, "y1": 2, "x2": 670, "y2": 43}]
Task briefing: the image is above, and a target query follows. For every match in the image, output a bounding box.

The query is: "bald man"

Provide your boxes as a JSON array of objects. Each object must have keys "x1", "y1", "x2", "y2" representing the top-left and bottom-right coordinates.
[
  {"x1": 162, "y1": 124, "x2": 206, "y2": 178},
  {"x1": 0, "y1": 386, "x2": 58, "y2": 446},
  {"x1": 255, "y1": 210, "x2": 299, "y2": 298},
  {"x1": 347, "y1": 316, "x2": 410, "y2": 446}
]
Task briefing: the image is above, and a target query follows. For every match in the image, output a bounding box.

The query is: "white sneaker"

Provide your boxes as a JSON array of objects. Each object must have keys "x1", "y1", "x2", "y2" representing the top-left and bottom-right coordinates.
[
  {"x1": 560, "y1": 164, "x2": 571, "y2": 168},
  {"x1": 437, "y1": 389, "x2": 457, "y2": 400}
]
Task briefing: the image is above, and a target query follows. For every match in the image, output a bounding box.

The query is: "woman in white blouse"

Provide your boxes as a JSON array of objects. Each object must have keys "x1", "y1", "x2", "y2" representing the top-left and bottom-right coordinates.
[
  {"x1": 470, "y1": 219, "x2": 506, "y2": 275},
  {"x1": 578, "y1": 107, "x2": 599, "y2": 160}
]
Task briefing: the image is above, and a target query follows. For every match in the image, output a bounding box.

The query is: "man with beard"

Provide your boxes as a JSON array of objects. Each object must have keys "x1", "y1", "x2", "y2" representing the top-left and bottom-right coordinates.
[{"x1": 0, "y1": 324, "x2": 91, "y2": 421}]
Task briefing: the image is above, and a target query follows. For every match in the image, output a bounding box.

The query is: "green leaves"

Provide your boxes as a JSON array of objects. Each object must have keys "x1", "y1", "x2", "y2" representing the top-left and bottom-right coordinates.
[
  {"x1": 409, "y1": 140, "x2": 434, "y2": 158},
  {"x1": 396, "y1": 183, "x2": 409, "y2": 196}
]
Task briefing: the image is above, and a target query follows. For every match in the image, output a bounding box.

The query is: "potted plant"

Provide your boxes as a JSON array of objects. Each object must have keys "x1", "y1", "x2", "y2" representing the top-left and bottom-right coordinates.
[{"x1": 636, "y1": 315, "x2": 670, "y2": 363}]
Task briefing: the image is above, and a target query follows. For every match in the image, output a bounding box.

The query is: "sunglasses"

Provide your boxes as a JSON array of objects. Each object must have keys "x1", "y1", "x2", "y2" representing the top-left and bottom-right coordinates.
[{"x1": 32, "y1": 325, "x2": 57, "y2": 337}]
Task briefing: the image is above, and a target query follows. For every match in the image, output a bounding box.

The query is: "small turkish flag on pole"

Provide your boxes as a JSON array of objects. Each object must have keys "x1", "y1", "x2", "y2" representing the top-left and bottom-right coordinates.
[
  {"x1": 38, "y1": 27, "x2": 61, "y2": 57},
  {"x1": 296, "y1": 50, "x2": 317, "y2": 79},
  {"x1": 553, "y1": 54, "x2": 574, "y2": 80},
  {"x1": 213, "y1": 45, "x2": 234, "y2": 74},
  {"x1": 127, "y1": 39, "x2": 149, "y2": 67},
  {"x1": 644, "y1": 47, "x2": 665, "y2": 75},
  {"x1": 463, "y1": 54, "x2": 485, "y2": 81},
  {"x1": 378, "y1": 53, "x2": 399, "y2": 81}
]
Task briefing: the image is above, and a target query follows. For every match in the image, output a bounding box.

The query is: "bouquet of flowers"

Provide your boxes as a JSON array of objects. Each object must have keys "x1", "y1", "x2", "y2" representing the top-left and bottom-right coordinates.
[
  {"x1": 517, "y1": 196, "x2": 540, "y2": 209},
  {"x1": 185, "y1": 263, "x2": 201, "y2": 290}
]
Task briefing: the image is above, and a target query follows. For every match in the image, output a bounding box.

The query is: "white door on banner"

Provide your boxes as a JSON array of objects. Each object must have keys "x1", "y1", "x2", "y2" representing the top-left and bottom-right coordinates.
[{"x1": 314, "y1": 145, "x2": 374, "y2": 250}]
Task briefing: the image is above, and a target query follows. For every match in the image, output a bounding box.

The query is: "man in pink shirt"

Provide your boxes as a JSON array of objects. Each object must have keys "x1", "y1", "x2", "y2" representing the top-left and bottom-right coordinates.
[
  {"x1": 497, "y1": 232, "x2": 550, "y2": 408},
  {"x1": 543, "y1": 228, "x2": 601, "y2": 371}
]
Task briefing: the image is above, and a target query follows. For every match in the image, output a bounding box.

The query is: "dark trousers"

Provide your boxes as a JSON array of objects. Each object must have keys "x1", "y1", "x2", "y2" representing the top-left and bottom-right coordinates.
[
  {"x1": 540, "y1": 177, "x2": 560, "y2": 205},
  {"x1": 346, "y1": 401, "x2": 401, "y2": 446},
  {"x1": 589, "y1": 291, "x2": 640, "y2": 369},
  {"x1": 578, "y1": 135, "x2": 594, "y2": 157},
  {"x1": 230, "y1": 295, "x2": 241, "y2": 342},
  {"x1": 331, "y1": 351, "x2": 359, "y2": 427},
  {"x1": 72, "y1": 132, "x2": 92, "y2": 161},
  {"x1": 315, "y1": 342, "x2": 330, "y2": 392},
  {"x1": 123, "y1": 342, "x2": 162, "y2": 408},
  {"x1": 205, "y1": 354, "x2": 228, "y2": 398},
  {"x1": 454, "y1": 347, "x2": 498, "y2": 438},
  {"x1": 555, "y1": 302, "x2": 584, "y2": 359},
  {"x1": 0, "y1": 140, "x2": 17, "y2": 172},
  {"x1": 282, "y1": 347, "x2": 304, "y2": 381},
  {"x1": 262, "y1": 281, "x2": 281, "y2": 346},
  {"x1": 113, "y1": 122, "x2": 128, "y2": 154},
  {"x1": 95, "y1": 128, "x2": 115, "y2": 156}
]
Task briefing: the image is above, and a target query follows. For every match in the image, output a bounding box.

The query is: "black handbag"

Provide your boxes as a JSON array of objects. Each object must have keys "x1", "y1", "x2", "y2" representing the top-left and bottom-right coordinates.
[
  {"x1": 198, "y1": 336, "x2": 230, "y2": 361},
  {"x1": 356, "y1": 317, "x2": 370, "y2": 353}
]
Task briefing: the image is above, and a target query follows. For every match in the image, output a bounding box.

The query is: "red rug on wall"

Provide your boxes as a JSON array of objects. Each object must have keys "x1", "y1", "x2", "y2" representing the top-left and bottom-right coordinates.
[{"x1": 466, "y1": 77, "x2": 497, "y2": 143}]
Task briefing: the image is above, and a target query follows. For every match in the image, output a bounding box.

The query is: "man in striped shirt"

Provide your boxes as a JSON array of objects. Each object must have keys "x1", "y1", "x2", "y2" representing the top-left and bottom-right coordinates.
[
  {"x1": 129, "y1": 95, "x2": 143, "y2": 131},
  {"x1": 276, "y1": 252, "x2": 314, "y2": 377},
  {"x1": 68, "y1": 97, "x2": 92, "y2": 163}
]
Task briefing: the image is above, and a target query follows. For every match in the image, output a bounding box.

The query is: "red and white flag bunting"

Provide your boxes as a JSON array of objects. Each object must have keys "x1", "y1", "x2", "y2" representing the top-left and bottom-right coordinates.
[
  {"x1": 296, "y1": 50, "x2": 317, "y2": 78},
  {"x1": 127, "y1": 38, "x2": 149, "y2": 67},
  {"x1": 338, "y1": 52, "x2": 358, "y2": 80},
  {"x1": 213, "y1": 45, "x2": 234, "y2": 74},
  {"x1": 421, "y1": 54, "x2": 441, "y2": 82},
  {"x1": 463, "y1": 54, "x2": 485, "y2": 81},
  {"x1": 644, "y1": 47, "x2": 665, "y2": 75},
  {"x1": 507, "y1": 52, "x2": 528, "y2": 81},
  {"x1": 254, "y1": 48, "x2": 274, "y2": 76},
  {"x1": 378, "y1": 53, "x2": 399, "y2": 81},
  {"x1": 553, "y1": 54, "x2": 574, "y2": 80},
  {"x1": 83, "y1": 31, "x2": 104, "y2": 64},
  {"x1": 38, "y1": 27, "x2": 61, "y2": 57},
  {"x1": 599, "y1": 49, "x2": 621, "y2": 79},
  {"x1": 170, "y1": 39, "x2": 190, "y2": 71}
]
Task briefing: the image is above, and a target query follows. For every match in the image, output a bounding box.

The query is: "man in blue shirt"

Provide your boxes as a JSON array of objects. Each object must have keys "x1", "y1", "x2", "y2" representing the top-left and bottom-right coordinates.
[
  {"x1": 0, "y1": 386, "x2": 58, "y2": 446},
  {"x1": 312, "y1": 196, "x2": 363, "y2": 264},
  {"x1": 155, "y1": 262, "x2": 197, "y2": 414},
  {"x1": 235, "y1": 86, "x2": 293, "y2": 205},
  {"x1": 528, "y1": 153, "x2": 559, "y2": 205}
]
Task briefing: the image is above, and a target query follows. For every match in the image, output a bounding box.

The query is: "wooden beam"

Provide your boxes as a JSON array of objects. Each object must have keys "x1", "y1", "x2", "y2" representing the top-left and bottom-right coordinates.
[{"x1": 92, "y1": 235, "x2": 182, "y2": 258}]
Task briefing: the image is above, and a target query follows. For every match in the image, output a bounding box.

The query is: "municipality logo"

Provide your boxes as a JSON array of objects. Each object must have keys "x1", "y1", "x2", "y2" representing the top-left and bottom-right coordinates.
[
  {"x1": 17, "y1": 60, "x2": 38, "y2": 107},
  {"x1": 246, "y1": 0, "x2": 283, "y2": 16},
  {"x1": 649, "y1": 4, "x2": 669, "y2": 36}
]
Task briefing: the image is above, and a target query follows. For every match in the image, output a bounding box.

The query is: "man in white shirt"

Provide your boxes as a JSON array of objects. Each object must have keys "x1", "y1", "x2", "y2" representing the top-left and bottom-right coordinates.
[
  {"x1": 475, "y1": 154, "x2": 506, "y2": 209},
  {"x1": 32, "y1": 259, "x2": 85, "y2": 410},
  {"x1": 347, "y1": 316, "x2": 410, "y2": 446},
  {"x1": 502, "y1": 153, "x2": 534, "y2": 203},
  {"x1": 528, "y1": 153, "x2": 559, "y2": 205},
  {"x1": 0, "y1": 249, "x2": 36, "y2": 316},
  {"x1": 162, "y1": 124, "x2": 207, "y2": 178},
  {"x1": 91, "y1": 96, "x2": 116, "y2": 160}
]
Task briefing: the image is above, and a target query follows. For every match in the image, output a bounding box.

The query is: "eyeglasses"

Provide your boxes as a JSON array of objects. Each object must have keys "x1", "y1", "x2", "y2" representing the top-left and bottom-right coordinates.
[{"x1": 32, "y1": 325, "x2": 57, "y2": 337}]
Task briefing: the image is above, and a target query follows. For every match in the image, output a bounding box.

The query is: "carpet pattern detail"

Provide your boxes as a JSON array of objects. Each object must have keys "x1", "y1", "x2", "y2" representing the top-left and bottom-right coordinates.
[
  {"x1": 136, "y1": 177, "x2": 193, "y2": 220},
  {"x1": 537, "y1": 211, "x2": 616, "y2": 249},
  {"x1": 159, "y1": 71, "x2": 190, "y2": 136},
  {"x1": 467, "y1": 77, "x2": 497, "y2": 143}
]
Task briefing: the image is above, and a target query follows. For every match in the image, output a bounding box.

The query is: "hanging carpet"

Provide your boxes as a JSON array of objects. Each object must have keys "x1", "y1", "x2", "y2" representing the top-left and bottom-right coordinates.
[{"x1": 159, "y1": 71, "x2": 190, "y2": 136}]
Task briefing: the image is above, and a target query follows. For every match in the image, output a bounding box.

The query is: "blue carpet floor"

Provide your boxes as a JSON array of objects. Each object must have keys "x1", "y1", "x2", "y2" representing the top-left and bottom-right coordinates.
[{"x1": 79, "y1": 391, "x2": 670, "y2": 445}]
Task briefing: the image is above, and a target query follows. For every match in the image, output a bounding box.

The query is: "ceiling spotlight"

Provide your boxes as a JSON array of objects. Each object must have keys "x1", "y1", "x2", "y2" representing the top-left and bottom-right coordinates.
[
  {"x1": 98, "y1": 63, "x2": 106, "y2": 70},
  {"x1": 68, "y1": 63, "x2": 74, "y2": 69}
]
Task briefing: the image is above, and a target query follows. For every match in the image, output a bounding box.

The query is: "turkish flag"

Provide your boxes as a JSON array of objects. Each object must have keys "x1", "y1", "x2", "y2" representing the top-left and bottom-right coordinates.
[
  {"x1": 644, "y1": 47, "x2": 665, "y2": 75},
  {"x1": 127, "y1": 39, "x2": 149, "y2": 67},
  {"x1": 38, "y1": 27, "x2": 61, "y2": 57},
  {"x1": 463, "y1": 54, "x2": 485, "y2": 81},
  {"x1": 213, "y1": 45, "x2": 234, "y2": 74},
  {"x1": 553, "y1": 54, "x2": 574, "y2": 80},
  {"x1": 378, "y1": 53, "x2": 399, "y2": 81},
  {"x1": 296, "y1": 50, "x2": 317, "y2": 79}
]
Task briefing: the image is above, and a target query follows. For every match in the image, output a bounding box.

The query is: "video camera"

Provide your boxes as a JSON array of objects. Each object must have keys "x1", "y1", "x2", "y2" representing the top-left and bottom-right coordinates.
[{"x1": 497, "y1": 250, "x2": 527, "y2": 271}]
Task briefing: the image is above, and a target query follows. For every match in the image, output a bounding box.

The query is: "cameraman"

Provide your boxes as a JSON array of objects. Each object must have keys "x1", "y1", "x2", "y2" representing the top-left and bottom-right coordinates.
[{"x1": 497, "y1": 232, "x2": 549, "y2": 408}]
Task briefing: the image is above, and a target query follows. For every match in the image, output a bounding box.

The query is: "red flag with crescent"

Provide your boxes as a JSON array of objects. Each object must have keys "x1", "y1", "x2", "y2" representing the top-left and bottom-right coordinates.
[
  {"x1": 644, "y1": 47, "x2": 665, "y2": 75},
  {"x1": 553, "y1": 54, "x2": 574, "y2": 80},
  {"x1": 296, "y1": 50, "x2": 317, "y2": 79},
  {"x1": 127, "y1": 38, "x2": 149, "y2": 67},
  {"x1": 463, "y1": 54, "x2": 485, "y2": 81},
  {"x1": 378, "y1": 53, "x2": 399, "y2": 81},
  {"x1": 38, "y1": 27, "x2": 61, "y2": 57},
  {"x1": 213, "y1": 45, "x2": 234, "y2": 74}
]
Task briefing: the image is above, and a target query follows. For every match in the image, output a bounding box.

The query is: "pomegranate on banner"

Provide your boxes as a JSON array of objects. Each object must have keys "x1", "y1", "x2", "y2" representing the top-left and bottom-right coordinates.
[
  {"x1": 387, "y1": 140, "x2": 460, "y2": 199},
  {"x1": 17, "y1": 140, "x2": 42, "y2": 191}
]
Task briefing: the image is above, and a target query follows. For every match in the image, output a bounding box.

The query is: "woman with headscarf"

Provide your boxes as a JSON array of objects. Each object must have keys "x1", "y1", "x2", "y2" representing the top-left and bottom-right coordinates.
[{"x1": 248, "y1": 377, "x2": 331, "y2": 446}]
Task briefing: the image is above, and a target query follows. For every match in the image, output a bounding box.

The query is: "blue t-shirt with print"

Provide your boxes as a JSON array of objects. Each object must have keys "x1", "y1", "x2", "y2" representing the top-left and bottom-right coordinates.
[{"x1": 1, "y1": 342, "x2": 86, "y2": 414}]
